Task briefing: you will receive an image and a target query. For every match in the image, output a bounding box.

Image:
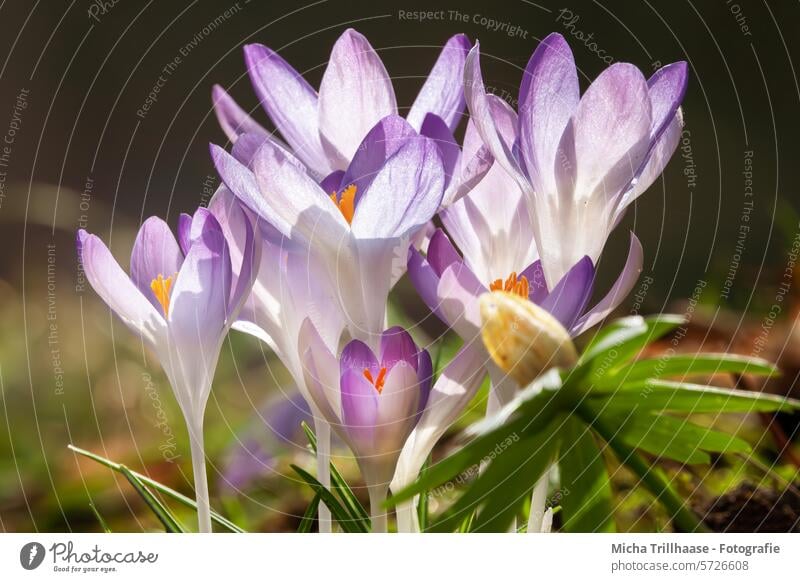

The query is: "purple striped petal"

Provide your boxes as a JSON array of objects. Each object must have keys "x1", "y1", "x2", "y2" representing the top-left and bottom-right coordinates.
[
  {"x1": 407, "y1": 33, "x2": 471, "y2": 132},
  {"x1": 340, "y1": 367, "x2": 378, "y2": 451},
  {"x1": 320, "y1": 170, "x2": 346, "y2": 195},
  {"x1": 130, "y1": 217, "x2": 184, "y2": 313},
  {"x1": 416, "y1": 349, "x2": 433, "y2": 416},
  {"x1": 341, "y1": 339, "x2": 379, "y2": 376},
  {"x1": 518, "y1": 33, "x2": 579, "y2": 197},
  {"x1": 427, "y1": 228, "x2": 462, "y2": 277},
  {"x1": 540, "y1": 256, "x2": 595, "y2": 330},
  {"x1": 350, "y1": 136, "x2": 444, "y2": 239},
  {"x1": 647, "y1": 61, "x2": 688, "y2": 142},
  {"x1": 420, "y1": 113, "x2": 459, "y2": 186},
  {"x1": 244, "y1": 44, "x2": 331, "y2": 174},
  {"x1": 380, "y1": 326, "x2": 419, "y2": 372},
  {"x1": 318, "y1": 29, "x2": 397, "y2": 166},
  {"x1": 572, "y1": 233, "x2": 643, "y2": 335},
  {"x1": 521, "y1": 260, "x2": 548, "y2": 304},
  {"x1": 177, "y1": 213, "x2": 192, "y2": 256},
  {"x1": 79, "y1": 230, "x2": 164, "y2": 339},
  {"x1": 211, "y1": 84, "x2": 267, "y2": 143},
  {"x1": 407, "y1": 247, "x2": 443, "y2": 320}
]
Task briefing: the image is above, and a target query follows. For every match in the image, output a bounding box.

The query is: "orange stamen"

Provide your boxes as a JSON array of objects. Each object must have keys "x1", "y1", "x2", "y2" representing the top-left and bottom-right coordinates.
[
  {"x1": 363, "y1": 366, "x2": 388, "y2": 394},
  {"x1": 489, "y1": 272, "x2": 530, "y2": 299},
  {"x1": 150, "y1": 273, "x2": 175, "y2": 317},
  {"x1": 329, "y1": 184, "x2": 357, "y2": 224}
]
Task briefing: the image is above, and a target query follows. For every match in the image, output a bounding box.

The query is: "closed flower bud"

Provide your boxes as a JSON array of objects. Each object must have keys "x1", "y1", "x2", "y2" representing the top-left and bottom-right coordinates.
[{"x1": 479, "y1": 291, "x2": 579, "y2": 386}]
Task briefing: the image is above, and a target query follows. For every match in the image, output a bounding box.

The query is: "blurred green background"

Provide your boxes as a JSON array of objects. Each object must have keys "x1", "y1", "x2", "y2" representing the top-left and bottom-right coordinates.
[{"x1": 0, "y1": 0, "x2": 799, "y2": 532}]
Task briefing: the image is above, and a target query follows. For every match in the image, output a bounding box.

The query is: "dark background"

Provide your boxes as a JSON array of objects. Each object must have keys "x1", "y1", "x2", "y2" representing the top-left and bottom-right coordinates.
[{"x1": 0, "y1": 0, "x2": 799, "y2": 531}]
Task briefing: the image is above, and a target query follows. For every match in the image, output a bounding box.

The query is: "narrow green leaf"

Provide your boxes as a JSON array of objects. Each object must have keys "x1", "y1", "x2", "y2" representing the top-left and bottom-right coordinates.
[
  {"x1": 301, "y1": 422, "x2": 369, "y2": 523},
  {"x1": 558, "y1": 418, "x2": 615, "y2": 532},
  {"x1": 592, "y1": 380, "x2": 800, "y2": 414},
  {"x1": 599, "y1": 353, "x2": 778, "y2": 388},
  {"x1": 290, "y1": 465, "x2": 369, "y2": 533},
  {"x1": 118, "y1": 465, "x2": 185, "y2": 533},
  {"x1": 297, "y1": 494, "x2": 321, "y2": 533},
  {"x1": 89, "y1": 502, "x2": 112, "y2": 533},
  {"x1": 417, "y1": 457, "x2": 430, "y2": 531},
  {"x1": 68, "y1": 444, "x2": 245, "y2": 532}
]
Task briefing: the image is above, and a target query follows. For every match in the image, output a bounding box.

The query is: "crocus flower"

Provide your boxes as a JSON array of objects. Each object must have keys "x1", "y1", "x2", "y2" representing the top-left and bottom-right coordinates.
[
  {"x1": 77, "y1": 207, "x2": 259, "y2": 532},
  {"x1": 464, "y1": 33, "x2": 687, "y2": 288},
  {"x1": 206, "y1": 183, "x2": 344, "y2": 531},
  {"x1": 212, "y1": 115, "x2": 446, "y2": 347},
  {"x1": 213, "y1": 29, "x2": 471, "y2": 179}
]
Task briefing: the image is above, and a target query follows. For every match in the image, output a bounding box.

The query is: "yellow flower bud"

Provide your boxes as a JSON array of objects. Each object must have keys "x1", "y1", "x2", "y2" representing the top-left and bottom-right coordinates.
[{"x1": 479, "y1": 291, "x2": 579, "y2": 386}]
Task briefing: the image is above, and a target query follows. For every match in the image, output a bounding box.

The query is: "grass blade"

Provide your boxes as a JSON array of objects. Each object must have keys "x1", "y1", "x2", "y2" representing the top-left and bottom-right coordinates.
[
  {"x1": 290, "y1": 465, "x2": 369, "y2": 533},
  {"x1": 297, "y1": 494, "x2": 322, "y2": 533},
  {"x1": 118, "y1": 465, "x2": 185, "y2": 533}
]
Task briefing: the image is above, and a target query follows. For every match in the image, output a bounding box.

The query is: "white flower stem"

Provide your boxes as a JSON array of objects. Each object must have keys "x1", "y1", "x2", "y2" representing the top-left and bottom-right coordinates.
[
  {"x1": 527, "y1": 466, "x2": 550, "y2": 533},
  {"x1": 368, "y1": 484, "x2": 389, "y2": 533},
  {"x1": 187, "y1": 419, "x2": 212, "y2": 533},
  {"x1": 395, "y1": 497, "x2": 420, "y2": 533},
  {"x1": 486, "y1": 364, "x2": 517, "y2": 417},
  {"x1": 314, "y1": 418, "x2": 332, "y2": 533}
]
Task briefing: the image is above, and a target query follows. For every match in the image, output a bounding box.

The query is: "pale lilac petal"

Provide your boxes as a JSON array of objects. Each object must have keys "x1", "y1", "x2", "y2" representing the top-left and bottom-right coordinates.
[
  {"x1": 177, "y1": 213, "x2": 192, "y2": 255},
  {"x1": 244, "y1": 44, "x2": 331, "y2": 174},
  {"x1": 318, "y1": 29, "x2": 398, "y2": 166},
  {"x1": 78, "y1": 230, "x2": 165, "y2": 342},
  {"x1": 341, "y1": 115, "x2": 417, "y2": 200},
  {"x1": 375, "y1": 363, "x2": 420, "y2": 451},
  {"x1": 437, "y1": 262, "x2": 485, "y2": 341},
  {"x1": 211, "y1": 84, "x2": 267, "y2": 143},
  {"x1": 407, "y1": 34, "x2": 471, "y2": 132},
  {"x1": 392, "y1": 346, "x2": 485, "y2": 490},
  {"x1": 420, "y1": 113, "x2": 459, "y2": 186},
  {"x1": 210, "y1": 143, "x2": 293, "y2": 237},
  {"x1": 518, "y1": 33, "x2": 579, "y2": 197},
  {"x1": 130, "y1": 217, "x2": 184, "y2": 313},
  {"x1": 231, "y1": 132, "x2": 271, "y2": 167},
  {"x1": 299, "y1": 318, "x2": 342, "y2": 424},
  {"x1": 407, "y1": 247, "x2": 443, "y2": 320},
  {"x1": 647, "y1": 61, "x2": 688, "y2": 142},
  {"x1": 464, "y1": 44, "x2": 524, "y2": 182},
  {"x1": 540, "y1": 256, "x2": 594, "y2": 330},
  {"x1": 340, "y1": 367, "x2": 378, "y2": 452},
  {"x1": 380, "y1": 327, "x2": 419, "y2": 371},
  {"x1": 341, "y1": 339, "x2": 379, "y2": 376},
  {"x1": 427, "y1": 228, "x2": 461, "y2": 277},
  {"x1": 350, "y1": 137, "x2": 444, "y2": 239},
  {"x1": 572, "y1": 233, "x2": 643, "y2": 335},
  {"x1": 555, "y1": 63, "x2": 652, "y2": 204}
]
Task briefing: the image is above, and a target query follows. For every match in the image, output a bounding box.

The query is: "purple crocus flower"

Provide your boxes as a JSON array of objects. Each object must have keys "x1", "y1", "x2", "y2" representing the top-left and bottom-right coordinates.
[
  {"x1": 77, "y1": 207, "x2": 260, "y2": 532},
  {"x1": 213, "y1": 29, "x2": 471, "y2": 179},
  {"x1": 300, "y1": 319, "x2": 486, "y2": 531},
  {"x1": 212, "y1": 115, "x2": 446, "y2": 345},
  {"x1": 465, "y1": 33, "x2": 687, "y2": 288},
  {"x1": 409, "y1": 227, "x2": 643, "y2": 342}
]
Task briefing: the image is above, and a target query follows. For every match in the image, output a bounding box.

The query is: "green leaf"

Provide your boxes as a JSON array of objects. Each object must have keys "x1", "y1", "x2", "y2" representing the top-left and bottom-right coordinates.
[
  {"x1": 558, "y1": 418, "x2": 615, "y2": 532},
  {"x1": 297, "y1": 494, "x2": 321, "y2": 533},
  {"x1": 599, "y1": 409, "x2": 750, "y2": 464},
  {"x1": 68, "y1": 444, "x2": 245, "y2": 533},
  {"x1": 301, "y1": 422, "x2": 369, "y2": 523},
  {"x1": 580, "y1": 314, "x2": 685, "y2": 373},
  {"x1": 118, "y1": 465, "x2": 186, "y2": 533},
  {"x1": 598, "y1": 353, "x2": 778, "y2": 388},
  {"x1": 591, "y1": 380, "x2": 800, "y2": 414},
  {"x1": 417, "y1": 456, "x2": 430, "y2": 531},
  {"x1": 290, "y1": 465, "x2": 369, "y2": 533},
  {"x1": 89, "y1": 502, "x2": 112, "y2": 533}
]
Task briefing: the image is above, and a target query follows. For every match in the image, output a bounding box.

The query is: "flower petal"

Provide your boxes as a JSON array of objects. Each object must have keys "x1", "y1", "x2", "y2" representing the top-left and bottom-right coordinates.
[
  {"x1": 520, "y1": 260, "x2": 548, "y2": 304},
  {"x1": 437, "y1": 262, "x2": 485, "y2": 341},
  {"x1": 380, "y1": 327, "x2": 420, "y2": 372},
  {"x1": 129, "y1": 217, "x2": 184, "y2": 313},
  {"x1": 211, "y1": 84, "x2": 268, "y2": 143},
  {"x1": 299, "y1": 318, "x2": 343, "y2": 424},
  {"x1": 647, "y1": 61, "x2": 688, "y2": 142},
  {"x1": 341, "y1": 339, "x2": 379, "y2": 376},
  {"x1": 427, "y1": 228, "x2": 462, "y2": 277},
  {"x1": 350, "y1": 137, "x2": 444, "y2": 239},
  {"x1": 177, "y1": 213, "x2": 192, "y2": 255},
  {"x1": 244, "y1": 44, "x2": 331, "y2": 175},
  {"x1": 540, "y1": 256, "x2": 594, "y2": 331},
  {"x1": 340, "y1": 366, "x2": 378, "y2": 452},
  {"x1": 407, "y1": 247, "x2": 443, "y2": 320},
  {"x1": 518, "y1": 33, "x2": 579, "y2": 197},
  {"x1": 407, "y1": 33, "x2": 471, "y2": 132},
  {"x1": 572, "y1": 232, "x2": 643, "y2": 335},
  {"x1": 420, "y1": 113, "x2": 460, "y2": 187},
  {"x1": 318, "y1": 29, "x2": 398, "y2": 166},
  {"x1": 78, "y1": 230, "x2": 165, "y2": 344},
  {"x1": 375, "y1": 363, "x2": 421, "y2": 451}
]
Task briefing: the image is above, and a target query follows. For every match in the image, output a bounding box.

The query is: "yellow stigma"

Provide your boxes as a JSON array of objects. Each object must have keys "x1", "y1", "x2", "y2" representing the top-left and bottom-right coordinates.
[
  {"x1": 479, "y1": 291, "x2": 578, "y2": 386},
  {"x1": 150, "y1": 273, "x2": 175, "y2": 317},
  {"x1": 489, "y1": 272, "x2": 530, "y2": 299},
  {"x1": 329, "y1": 184, "x2": 357, "y2": 224},
  {"x1": 363, "y1": 367, "x2": 387, "y2": 394}
]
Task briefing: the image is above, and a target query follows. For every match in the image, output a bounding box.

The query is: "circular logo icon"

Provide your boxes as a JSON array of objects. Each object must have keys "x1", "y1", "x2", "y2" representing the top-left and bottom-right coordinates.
[{"x1": 20, "y1": 542, "x2": 45, "y2": 570}]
